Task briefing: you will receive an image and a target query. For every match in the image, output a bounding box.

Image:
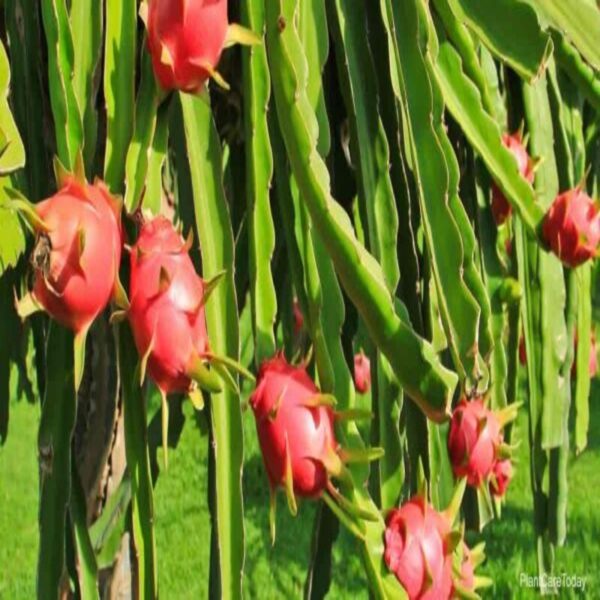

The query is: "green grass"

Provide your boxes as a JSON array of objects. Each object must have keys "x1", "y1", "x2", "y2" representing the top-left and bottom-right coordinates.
[
  {"x1": 478, "y1": 382, "x2": 600, "y2": 599},
  {"x1": 1, "y1": 383, "x2": 599, "y2": 598}
]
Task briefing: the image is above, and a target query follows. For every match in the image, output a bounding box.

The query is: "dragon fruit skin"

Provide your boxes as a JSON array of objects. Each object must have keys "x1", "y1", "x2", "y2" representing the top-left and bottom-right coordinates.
[
  {"x1": 146, "y1": 0, "x2": 229, "y2": 93},
  {"x1": 543, "y1": 188, "x2": 600, "y2": 267},
  {"x1": 383, "y1": 496, "x2": 453, "y2": 600},
  {"x1": 249, "y1": 354, "x2": 339, "y2": 499},
  {"x1": 448, "y1": 398, "x2": 502, "y2": 488},
  {"x1": 30, "y1": 177, "x2": 122, "y2": 334},
  {"x1": 128, "y1": 216, "x2": 210, "y2": 395},
  {"x1": 491, "y1": 133, "x2": 534, "y2": 226},
  {"x1": 353, "y1": 351, "x2": 371, "y2": 394}
]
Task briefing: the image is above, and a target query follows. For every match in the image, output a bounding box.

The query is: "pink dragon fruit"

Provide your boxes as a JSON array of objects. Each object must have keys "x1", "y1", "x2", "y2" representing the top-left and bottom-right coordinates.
[
  {"x1": 127, "y1": 216, "x2": 215, "y2": 396},
  {"x1": 144, "y1": 0, "x2": 258, "y2": 93},
  {"x1": 18, "y1": 175, "x2": 122, "y2": 335},
  {"x1": 543, "y1": 188, "x2": 600, "y2": 267},
  {"x1": 448, "y1": 398, "x2": 517, "y2": 488},
  {"x1": 353, "y1": 351, "x2": 371, "y2": 394},
  {"x1": 250, "y1": 354, "x2": 340, "y2": 501},
  {"x1": 492, "y1": 133, "x2": 534, "y2": 226},
  {"x1": 383, "y1": 496, "x2": 453, "y2": 600}
]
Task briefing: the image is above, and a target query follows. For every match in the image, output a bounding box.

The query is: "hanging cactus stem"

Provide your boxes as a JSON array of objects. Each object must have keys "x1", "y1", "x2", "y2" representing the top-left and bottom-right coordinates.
[{"x1": 321, "y1": 492, "x2": 366, "y2": 542}]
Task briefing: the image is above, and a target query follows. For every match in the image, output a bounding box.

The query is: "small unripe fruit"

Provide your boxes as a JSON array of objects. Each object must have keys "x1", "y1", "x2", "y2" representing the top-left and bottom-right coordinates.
[
  {"x1": 490, "y1": 459, "x2": 513, "y2": 498},
  {"x1": 353, "y1": 351, "x2": 371, "y2": 394},
  {"x1": 491, "y1": 133, "x2": 534, "y2": 226}
]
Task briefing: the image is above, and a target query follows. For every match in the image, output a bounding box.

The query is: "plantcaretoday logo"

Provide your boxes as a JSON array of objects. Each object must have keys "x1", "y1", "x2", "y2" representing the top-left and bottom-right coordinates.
[{"x1": 519, "y1": 572, "x2": 587, "y2": 593}]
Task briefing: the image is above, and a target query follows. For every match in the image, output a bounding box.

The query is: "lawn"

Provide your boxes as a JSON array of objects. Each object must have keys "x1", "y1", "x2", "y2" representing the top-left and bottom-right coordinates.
[{"x1": 1, "y1": 381, "x2": 598, "y2": 599}]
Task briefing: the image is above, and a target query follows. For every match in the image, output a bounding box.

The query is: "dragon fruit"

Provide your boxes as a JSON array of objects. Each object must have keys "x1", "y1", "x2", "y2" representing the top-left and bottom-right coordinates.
[
  {"x1": 491, "y1": 133, "x2": 534, "y2": 226},
  {"x1": 17, "y1": 175, "x2": 122, "y2": 336},
  {"x1": 250, "y1": 353, "x2": 384, "y2": 540},
  {"x1": 250, "y1": 354, "x2": 340, "y2": 503},
  {"x1": 127, "y1": 216, "x2": 217, "y2": 396},
  {"x1": 144, "y1": 0, "x2": 259, "y2": 93},
  {"x1": 383, "y1": 496, "x2": 453, "y2": 599},
  {"x1": 490, "y1": 459, "x2": 513, "y2": 498},
  {"x1": 353, "y1": 351, "x2": 371, "y2": 394},
  {"x1": 543, "y1": 188, "x2": 600, "y2": 267},
  {"x1": 448, "y1": 398, "x2": 517, "y2": 488}
]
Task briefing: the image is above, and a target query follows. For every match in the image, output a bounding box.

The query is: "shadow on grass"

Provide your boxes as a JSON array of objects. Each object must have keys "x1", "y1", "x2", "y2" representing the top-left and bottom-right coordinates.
[{"x1": 242, "y1": 452, "x2": 367, "y2": 597}]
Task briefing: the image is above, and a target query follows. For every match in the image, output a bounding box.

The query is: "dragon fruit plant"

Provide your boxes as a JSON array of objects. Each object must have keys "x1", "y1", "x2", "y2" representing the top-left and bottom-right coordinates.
[{"x1": 1, "y1": 0, "x2": 599, "y2": 597}]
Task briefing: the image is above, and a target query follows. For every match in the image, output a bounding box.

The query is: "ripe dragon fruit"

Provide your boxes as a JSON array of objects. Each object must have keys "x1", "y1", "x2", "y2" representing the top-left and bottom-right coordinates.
[
  {"x1": 143, "y1": 0, "x2": 259, "y2": 93},
  {"x1": 490, "y1": 459, "x2": 513, "y2": 498},
  {"x1": 127, "y1": 216, "x2": 220, "y2": 397},
  {"x1": 448, "y1": 398, "x2": 518, "y2": 488},
  {"x1": 384, "y1": 481, "x2": 490, "y2": 600},
  {"x1": 16, "y1": 174, "x2": 122, "y2": 337},
  {"x1": 542, "y1": 188, "x2": 600, "y2": 267},
  {"x1": 353, "y1": 351, "x2": 371, "y2": 394},
  {"x1": 250, "y1": 353, "x2": 383, "y2": 539},
  {"x1": 491, "y1": 133, "x2": 534, "y2": 226},
  {"x1": 384, "y1": 496, "x2": 453, "y2": 600},
  {"x1": 250, "y1": 354, "x2": 340, "y2": 502}
]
